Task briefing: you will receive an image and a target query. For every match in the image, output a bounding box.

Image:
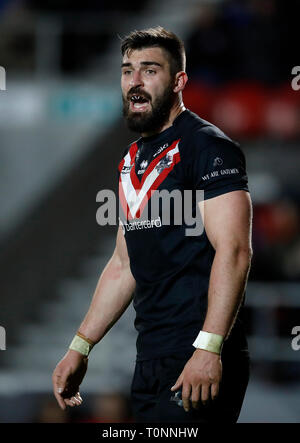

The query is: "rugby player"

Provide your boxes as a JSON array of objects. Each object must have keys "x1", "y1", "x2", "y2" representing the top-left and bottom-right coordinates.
[{"x1": 52, "y1": 26, "x2": 252, "y2": 423}]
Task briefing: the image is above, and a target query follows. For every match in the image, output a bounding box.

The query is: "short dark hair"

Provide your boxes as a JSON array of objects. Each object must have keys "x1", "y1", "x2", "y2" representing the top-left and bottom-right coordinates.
[{"x1": 121, "y1": 26, "x2": 186, "y2": 77}]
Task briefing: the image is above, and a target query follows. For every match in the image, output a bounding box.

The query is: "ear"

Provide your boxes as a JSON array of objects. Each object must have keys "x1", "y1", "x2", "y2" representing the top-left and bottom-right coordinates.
[{"x1": 173, "y1": 71, "x2": 188, "y2": 93}]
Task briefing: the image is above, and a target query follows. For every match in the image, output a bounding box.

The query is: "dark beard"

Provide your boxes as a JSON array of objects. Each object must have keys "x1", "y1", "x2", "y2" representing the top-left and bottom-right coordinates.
[{"x1": 122, "y1": 84, "x2": 175, "y2": 134}]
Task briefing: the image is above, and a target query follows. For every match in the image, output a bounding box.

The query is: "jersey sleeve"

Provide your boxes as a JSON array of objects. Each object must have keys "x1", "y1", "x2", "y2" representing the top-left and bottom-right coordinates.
[{"x1": 190, "y1": 136, "x2": 249, "y2": 200}]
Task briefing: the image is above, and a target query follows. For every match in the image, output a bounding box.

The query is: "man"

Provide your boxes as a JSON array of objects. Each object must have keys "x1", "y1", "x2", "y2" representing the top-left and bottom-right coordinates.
[{"x1": 52, "y1": 27, "x2": 252, "y2": 423}]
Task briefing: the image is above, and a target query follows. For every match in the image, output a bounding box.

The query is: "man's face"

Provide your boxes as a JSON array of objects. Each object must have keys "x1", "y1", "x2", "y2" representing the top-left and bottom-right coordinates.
[{"x1": 121, "y1": 47, "x2": 176, "y2": 135}]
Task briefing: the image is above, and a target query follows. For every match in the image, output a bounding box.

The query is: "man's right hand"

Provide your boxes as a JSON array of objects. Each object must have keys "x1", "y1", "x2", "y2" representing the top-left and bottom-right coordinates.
[
  {"x1": 51, "y1": 226, "x2": 135, "y2": 411},
  {"x1": 52, "y1": 349, "x2": 88, "y2": 410}
]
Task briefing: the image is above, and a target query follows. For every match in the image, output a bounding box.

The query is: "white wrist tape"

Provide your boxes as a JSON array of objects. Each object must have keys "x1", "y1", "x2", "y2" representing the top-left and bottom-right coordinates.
[
  {"x1": 69, "y1": 333, "x2": 94, "y2": 357},
  {"x1": 193, "y1": 330, "x2": 224, "y2": 354}
]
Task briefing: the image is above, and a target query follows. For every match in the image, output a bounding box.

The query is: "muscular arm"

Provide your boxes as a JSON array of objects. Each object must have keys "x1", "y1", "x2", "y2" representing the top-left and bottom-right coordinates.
[
  {"x1": 52, "y1": 226, "x2": 135, "y2": 409},
  {"x1": 200, "y1": 190, "x2": 253, "y2": 339},
  {"x1": 78, "y1": 226, "x2": 136, "y2": 343},
  {"x1": 171, "y1": 190, "x2": 252, "y2": 411}
]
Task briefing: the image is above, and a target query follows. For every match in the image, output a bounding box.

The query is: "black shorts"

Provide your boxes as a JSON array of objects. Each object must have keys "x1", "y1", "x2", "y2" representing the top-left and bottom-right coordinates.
[{"x1": 130, "y1": 348, "x2": 250, "y2": 423}]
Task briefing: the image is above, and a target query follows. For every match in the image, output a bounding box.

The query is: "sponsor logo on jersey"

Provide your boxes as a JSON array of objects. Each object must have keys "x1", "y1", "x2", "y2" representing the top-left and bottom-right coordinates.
[
  {"x1": 213, "y1": 157, "x2": 223, "y2": 167},
  {"x1": 153, "y1": 143, "x2": 169, "y2": 158},
  {"x1": 120, "y1": 216, "x2": 162, "y2": 232},
  {"x1": 121, "y1": 165, "x2": 133, "y2": 174},
  {"x1": 137, "y1": 160, "x2": 148, "y2": 175}
]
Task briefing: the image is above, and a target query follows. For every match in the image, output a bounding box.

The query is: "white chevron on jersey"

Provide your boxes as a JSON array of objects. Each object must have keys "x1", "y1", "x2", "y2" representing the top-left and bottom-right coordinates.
[{"x1": 120, "y1": 141, "x2": 180, "y2": 219}]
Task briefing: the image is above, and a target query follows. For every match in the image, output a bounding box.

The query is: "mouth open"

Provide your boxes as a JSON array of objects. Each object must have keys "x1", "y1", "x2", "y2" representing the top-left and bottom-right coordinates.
[{"x1": 130, "y1": 94, "x2": 150, "y2": 112}]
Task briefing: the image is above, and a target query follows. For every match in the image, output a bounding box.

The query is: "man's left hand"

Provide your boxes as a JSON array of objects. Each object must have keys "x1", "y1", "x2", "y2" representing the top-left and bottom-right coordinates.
[{"x1": 170, "y1": 349, "x2": 222, "y2": 412}]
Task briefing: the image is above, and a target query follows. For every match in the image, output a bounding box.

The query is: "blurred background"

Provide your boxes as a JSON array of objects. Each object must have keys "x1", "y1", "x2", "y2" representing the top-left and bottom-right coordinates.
[{"x1": 0, "y1": 0, "x2": 299, "y2": 423}]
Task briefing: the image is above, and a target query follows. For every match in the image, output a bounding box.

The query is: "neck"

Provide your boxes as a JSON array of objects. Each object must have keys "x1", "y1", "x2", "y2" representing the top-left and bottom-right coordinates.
[{"x1": 141, "y1": 99, "x2": 186, "y2": 138}]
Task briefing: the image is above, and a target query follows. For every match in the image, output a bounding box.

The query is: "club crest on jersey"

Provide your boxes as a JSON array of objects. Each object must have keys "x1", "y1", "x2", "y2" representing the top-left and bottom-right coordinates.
[{"x1": 155, "y1": 154, "x2": 172, "y2": 174}]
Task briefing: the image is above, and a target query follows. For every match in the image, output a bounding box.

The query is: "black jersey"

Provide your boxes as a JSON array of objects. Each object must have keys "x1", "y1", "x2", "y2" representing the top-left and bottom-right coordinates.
[{"x1": 118, "y1": 109, "x2": 249, "y2": 361}]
